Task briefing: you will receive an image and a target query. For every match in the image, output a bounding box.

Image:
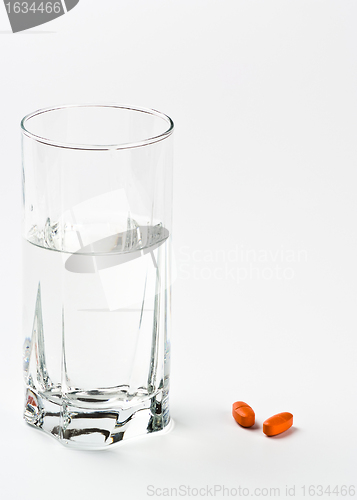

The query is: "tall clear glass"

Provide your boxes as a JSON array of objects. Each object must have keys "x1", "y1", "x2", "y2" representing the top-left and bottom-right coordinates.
[{"x1": 21, "y1": 104, "x2": 174, "y2": 450}]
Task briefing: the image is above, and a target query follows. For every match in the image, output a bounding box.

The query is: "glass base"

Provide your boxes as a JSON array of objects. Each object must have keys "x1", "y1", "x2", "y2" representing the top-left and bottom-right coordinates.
[{"x1": 24, "y1": 387, "x2": 171, "y2": 450}]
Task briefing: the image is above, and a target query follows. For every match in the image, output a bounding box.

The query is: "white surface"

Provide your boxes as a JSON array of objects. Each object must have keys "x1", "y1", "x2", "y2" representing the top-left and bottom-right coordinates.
[{"x1": 0, "y1": 1, "x2": 356, "y2": 498}]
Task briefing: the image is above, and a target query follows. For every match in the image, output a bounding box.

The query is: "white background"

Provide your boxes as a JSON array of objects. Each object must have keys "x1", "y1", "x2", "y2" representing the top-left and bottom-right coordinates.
[{"x1": 0, "y1": 1, "x2": 356, "y2": 499}]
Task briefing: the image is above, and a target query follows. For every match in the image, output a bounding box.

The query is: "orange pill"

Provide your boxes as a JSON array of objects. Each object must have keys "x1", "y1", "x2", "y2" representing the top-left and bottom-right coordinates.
[
  {"x1": 232, "y1": 401, "x2": 255, "y2": 428},
  {"x1": 263, "y1": 412, "x2": 293, "y2": 436}
]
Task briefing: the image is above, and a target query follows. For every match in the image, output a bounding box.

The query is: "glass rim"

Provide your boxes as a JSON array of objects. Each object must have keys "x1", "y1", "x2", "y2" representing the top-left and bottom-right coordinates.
[{"x1": 20, "y1": 103, "x2": 174, "y2": 151}]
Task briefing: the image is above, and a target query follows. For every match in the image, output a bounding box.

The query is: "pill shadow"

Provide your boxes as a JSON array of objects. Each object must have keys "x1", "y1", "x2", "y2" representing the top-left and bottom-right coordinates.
[
  {"x1": 0, "y1": 31, "x2": 55, "y2": 34},
  {"x1": 245, "y1": 421, "x2": 261, "y2": 432},
  {"x1": 265, "y1": 426, "x2": 299, "y2": 439},
  {"x1": 233, "y1": 421, "x2": 261, "y2": 432}
]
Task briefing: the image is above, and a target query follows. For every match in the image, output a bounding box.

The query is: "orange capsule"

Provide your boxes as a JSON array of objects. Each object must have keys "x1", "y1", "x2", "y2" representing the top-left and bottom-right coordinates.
[
  {"x1": 232, "y1": 401, "x2": 255, "y2": 428},
  {"x1": 263, "y1": 412, "x2": 293, "y2": 436}
]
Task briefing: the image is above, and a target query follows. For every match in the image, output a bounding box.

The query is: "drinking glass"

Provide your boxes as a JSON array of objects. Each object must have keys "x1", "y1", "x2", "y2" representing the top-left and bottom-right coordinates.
[{"x1": 21, "y1": 104, "x2": 174, "y2": 449}]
